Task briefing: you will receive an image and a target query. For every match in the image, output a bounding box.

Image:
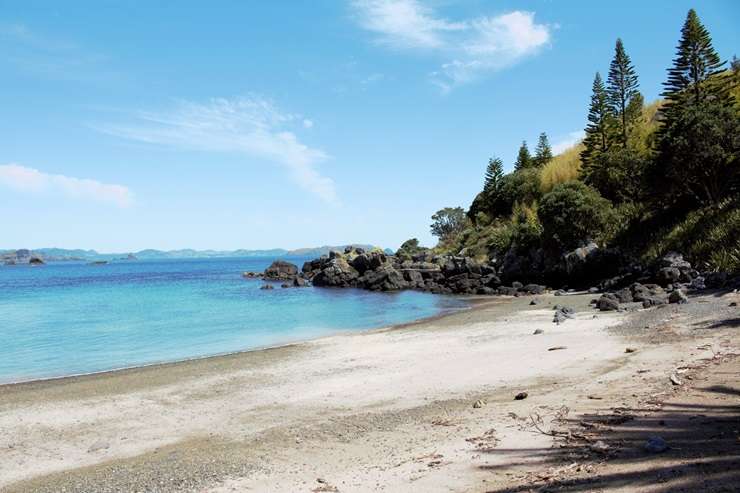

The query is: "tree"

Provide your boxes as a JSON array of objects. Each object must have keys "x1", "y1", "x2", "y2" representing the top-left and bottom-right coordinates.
[
  {"x1": 430, "y1": 207, "x2": 467, "y2": 242},
  {"x1": 538, "y1": 182, "x2": 616, "y2": 250},
  {"x1": 514, "y1": 141, "x2": 532, "y2": 171},
  {"x1": 583, "y1": 147, "x2": 649, "y2": 204},
  {"x1": 661, "y1": 9, "x2": 727, "y2": 109},
  {"x1": 533, "y1": 132, "x2": 553, "y2": 167},
  {"x1": 656, "y1": 9, "x2": 738, "y2": 205},
  {"x1": 484, "y1": 157, "x2": 504, "y2": 193},
  {"x1": 581, "y1": 72, "x2": 613, "y2": 169},
  {"x1": 655, "y1": 100, "x2": 739, "y2": 205},
  {"x1": 607, "y1": 38, "x2": 640, "y2": 146}
]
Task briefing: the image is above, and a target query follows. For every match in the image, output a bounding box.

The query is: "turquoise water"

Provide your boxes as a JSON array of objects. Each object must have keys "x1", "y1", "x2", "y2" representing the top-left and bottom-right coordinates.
[{"x1": 0, "y1": 257, "x2": 466, "y2": 383}]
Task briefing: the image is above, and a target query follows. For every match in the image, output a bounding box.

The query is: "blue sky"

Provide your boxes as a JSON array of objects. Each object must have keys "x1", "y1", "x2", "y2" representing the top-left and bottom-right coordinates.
[{"x1": 1, "y1": 1, "x2": 738, "y2": 252}]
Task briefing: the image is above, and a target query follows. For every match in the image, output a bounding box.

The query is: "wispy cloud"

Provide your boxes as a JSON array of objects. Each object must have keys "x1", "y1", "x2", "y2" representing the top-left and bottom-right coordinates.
[
  {"x1": 552, "y1": 130, "x2": 585, "y2": 155},
  {"x1": 0, "y1": 164, "x2": 133, "y2": 208},
  {"x1": 95, "y1": 97, "x2": 337, "y2": 203},
  {"x1": 0, "y1": 22, "x2": 113, "y2": 82},
  {"x1": 352, "y1": 1, "x2": 552, "y2": 91}
]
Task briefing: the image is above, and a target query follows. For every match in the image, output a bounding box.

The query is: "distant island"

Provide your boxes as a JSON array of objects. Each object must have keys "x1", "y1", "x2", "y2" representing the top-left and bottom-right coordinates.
[{"x1": 0, "y1": 244, "x2": 392, "y2": 265}]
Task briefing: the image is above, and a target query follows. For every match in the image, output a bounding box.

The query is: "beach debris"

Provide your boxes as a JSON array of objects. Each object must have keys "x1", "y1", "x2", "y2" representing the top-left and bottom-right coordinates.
[
  {"x1": 312, "y1": 478, "x2": 339, "y2": 492},
  {"x1": 548, "y1": 346, "x2": 568, "y2": 351},
  {"x1": 466, "y1": 428, "x2": 499, "y2": 452},
  {"x1": 472, "y1": 399, "x2": 486, "y2": 409},
  {"x1": 644, "y1": 436, "x2": 669, "y2": 453},
  {"x1": 625, "y1": 347, "x2": 638, "y2": 353},
  {"x1": 514, "y1": 391, "x2": 528, "y2": 400},
  {"x1": 87, "y1": 440, "x2": 110, "y2": 453},
  {"x1": 669, "y1": 373, "x2": 683, "y2": 386},
  {"x1": 587, "y1": 395, "x2": 603, "y2": 400},
  {"x1": 533, "y1": 328, "x2": 545, "y2": 335}
]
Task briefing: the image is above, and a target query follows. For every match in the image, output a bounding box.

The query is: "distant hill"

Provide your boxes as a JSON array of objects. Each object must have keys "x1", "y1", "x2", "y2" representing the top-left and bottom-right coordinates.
[{"x1": 1, "y1": 244, "x2": 384, "y2": 263}]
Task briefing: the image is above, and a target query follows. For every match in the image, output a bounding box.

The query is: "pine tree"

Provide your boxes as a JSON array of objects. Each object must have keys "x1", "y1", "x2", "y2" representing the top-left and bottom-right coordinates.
[
  {"x1": 607, "y1": 39, "x2": 640, "y2": 146},
  {"x1": 514, "y1": 141, "x2": 532, "y2": 171},
  {"x1": 580, "y1": 72, "x2": 612, "y2": 168},
  {"x1": 661, "y1": 9, "x2": 728, "y2": 110},
  {"x1": 533, "y1": 132, "x2": 553, "y2": 167},
  {"x1": 484, "y1": 157, "x2": 504, "y2": 193}
]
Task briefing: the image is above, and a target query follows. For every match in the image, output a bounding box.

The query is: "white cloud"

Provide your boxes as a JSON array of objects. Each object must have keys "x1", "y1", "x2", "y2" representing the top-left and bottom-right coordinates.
[
  {"x1": 552, "y1": 130, "x2": 585, "y2": 155},
  {"x1": 95, "y1": 97, "x2": 337, "y2": 204},
  {"x1": 352, "y1": 2, "x2": 552, "y2": 91},
  {"x1": 0, "y1": 164, "x2": 133, "y2": 208},
  {"x1": 302, "y1": 118, "x2": 314, "y2": 129},
  {"x1": 352, "y1": 0, "x2": 465, "y2": 49}
]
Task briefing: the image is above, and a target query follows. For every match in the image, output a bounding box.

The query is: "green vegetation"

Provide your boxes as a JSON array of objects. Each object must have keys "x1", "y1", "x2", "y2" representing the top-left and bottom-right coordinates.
[{"x1": 431, "y1": 8, "x2": 739, "y2": 274}]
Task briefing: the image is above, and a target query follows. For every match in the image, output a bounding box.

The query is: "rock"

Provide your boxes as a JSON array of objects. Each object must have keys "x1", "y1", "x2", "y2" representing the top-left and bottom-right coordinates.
[
  {"x1": 598, "y1": 295, "x2": 620, "y2": 311},
  {"x1": 87, "y1": 440, "x2": 110, "y2": 453},
  {"x1": 657, "y1": 267, "x2": 681, "y2": 286},
  {"x1": 670, "y1": 373, "x2": 683, "y2": 386},
  {"x1": 625, "y1": 347, "x2": 637, "y2": 353},
  {"x1": 554, "y1": 289, "x2": 566, "y2": 296},
  {"x1": 588, "y1": 287, "x2": 600, "y2": 294},
  {"x1": 498, "y1": 286, "x2": 519, "y2": 296},
  {"x1": 548, "y1": 346, "x2": 568, "y2": 351},
  {"x1": 512, "y1": 281, "x2": 523, "y2": 290},
  {"x1": 730, "y1": 302, "x2": 738, "y2": 307},
  {"x1": 590, "y1": 440, "x2": 610, "y2": 454},
  {"x1": 689, "y1": 276, "x2": 706, "y2": 290},
  {"x1": 668, "y1": 289, "x2": 688, "y2": 304},
  {"x1": 644, "y1": 436, "x2": 668, "y2": 453},
  {"x1": 533, "y1": 328, "x2": 544, "y2": 335},
  {"x1": 523, "y1": 284, "x2": 546, "y2": 295},
  {"x1": 29, "y1": 257, "x2": 45, "y2": 265},
  {"x1": 260, "y1": 284, "x2": 274, "y2": 290},
  {"x1": 642, "y1": 296, "x2": 668, "y2": 308},
  {"x1": 264, "y1": 260, "x2": 299, "y2": 280},
  {"x1": 553, "y1": 306, "x2": 575, "y2": 324},
  {"x1": 514, "y1": 392, "x2": 528, "y2": 400},
  {"x1": 292, "y1": 277, "x2": 308, "y2": 287},
  {"x1": 530, "y1": 299, "x2": 539, "y2": 306},
  {"x1": 281, "y1": 283, "x2": 290, "y2": 288},
  {"x1": 614, "y1": 287, "x2": 634, "y2": 303},
  {"x1": 472, "y1": 399, "x2": 486, "y2": 409}
]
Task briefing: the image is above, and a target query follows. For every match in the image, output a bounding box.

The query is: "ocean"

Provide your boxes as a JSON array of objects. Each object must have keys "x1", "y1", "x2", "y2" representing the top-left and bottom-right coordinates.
[{"x1": 0, "y1": 257, "x2": 467, "y2": 383}]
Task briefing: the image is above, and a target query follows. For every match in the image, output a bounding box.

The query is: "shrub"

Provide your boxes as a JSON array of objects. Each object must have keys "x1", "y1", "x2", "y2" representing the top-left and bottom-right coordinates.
[
  {"x1": 538, "y1": 181, "x2": 616, "y2": 249},
  {"x1": 540, "y1": 143, "x2": 584, "y2": 193},
  {"x1": 396, "y1": 238, "x2": 427, "y2": 260}
]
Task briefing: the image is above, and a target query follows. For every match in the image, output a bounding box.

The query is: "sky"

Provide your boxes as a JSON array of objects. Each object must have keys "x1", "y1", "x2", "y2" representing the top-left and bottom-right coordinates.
[{"x1": 1, "y1": 1, "x2": 738, "y2": 252}]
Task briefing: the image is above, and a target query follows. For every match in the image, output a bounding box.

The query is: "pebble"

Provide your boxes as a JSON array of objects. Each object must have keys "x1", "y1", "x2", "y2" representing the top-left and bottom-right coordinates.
[{"x1": 644, "y1": 436, "x2": 669, "y2": 453}]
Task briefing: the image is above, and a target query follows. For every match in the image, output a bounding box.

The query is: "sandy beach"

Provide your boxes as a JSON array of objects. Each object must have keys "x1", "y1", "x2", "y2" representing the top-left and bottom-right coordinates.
[{"x1": 1, "y1": 291, "x2": 738, "y2": 492}]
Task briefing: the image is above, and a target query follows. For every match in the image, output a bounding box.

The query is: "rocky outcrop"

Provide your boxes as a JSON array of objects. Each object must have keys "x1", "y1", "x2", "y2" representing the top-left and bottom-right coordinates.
[
  {"x1": 264, "y1": 260, "x2": 300, "y2": 281},
  {"x1": 302, "y1": 247, "x2": 512, "y2": 295}
]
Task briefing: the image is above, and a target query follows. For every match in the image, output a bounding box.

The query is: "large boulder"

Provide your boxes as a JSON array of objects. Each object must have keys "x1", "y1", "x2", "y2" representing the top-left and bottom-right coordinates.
[
  {"x1": 264, "y1": 260, "x2": 299, "y2": 280},
  {"x1": 312, "y1": 257, "x2": 360, "y2": 287}
]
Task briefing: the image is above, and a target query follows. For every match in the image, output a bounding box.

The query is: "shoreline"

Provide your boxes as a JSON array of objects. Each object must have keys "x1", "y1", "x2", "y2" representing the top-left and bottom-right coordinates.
[
  {"x1": 2, "y1": 290, "x2": 736, "y2": 492},
  {"x1": 0, "y1": 294, "x2": 491, "y2": 390}
]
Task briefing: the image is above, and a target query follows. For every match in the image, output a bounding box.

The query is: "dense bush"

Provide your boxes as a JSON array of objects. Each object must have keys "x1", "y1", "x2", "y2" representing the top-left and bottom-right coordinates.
[
  {"x1": 396, "y1": 238, "x2": 427, "y2": 260},
  {"x1": 538, "y1": 181, "x2": 616, "y2": 249},
  {"x1": 583, "y1": 147, "x2": 649, "y2": 204}
]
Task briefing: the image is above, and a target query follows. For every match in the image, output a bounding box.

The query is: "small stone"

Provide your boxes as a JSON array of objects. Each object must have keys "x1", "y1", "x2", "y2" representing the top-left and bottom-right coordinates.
[
  {"x1": 548, "y1": 346, "x2": 568, "y2": 351},
  {"x1": 514, "y1": 392, "x2": 528, "y2": 400},
  {"x1": 533, "y1": 328, "x2": 544, "y2": 335},
  {"x1": 625, "y1": 347, "x2": 637, "y2": 353},
  {"x1": 530, "y1": 299, "x2": 539, "y2": 305},
  {"x1": 730, "y1": 301, "x2": 738, "y2": 307},
  {"x1": 670, "y1": 373, "x2": 683, "y2": 386},
  {"x1": 590, "y1": 440, "x2": 610, "y2": 453},
  {"x1": 644, "y1": 436, "x2": 668, "y2": 453},
  {"x1": 472, "y1": 399, "x2": 486, "y2": 409}
]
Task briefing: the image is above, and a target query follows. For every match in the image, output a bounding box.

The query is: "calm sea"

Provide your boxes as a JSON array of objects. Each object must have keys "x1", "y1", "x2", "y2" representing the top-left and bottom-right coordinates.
[{"x1": 0, "y1": 257, "x2": 467, "y2": 383}]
